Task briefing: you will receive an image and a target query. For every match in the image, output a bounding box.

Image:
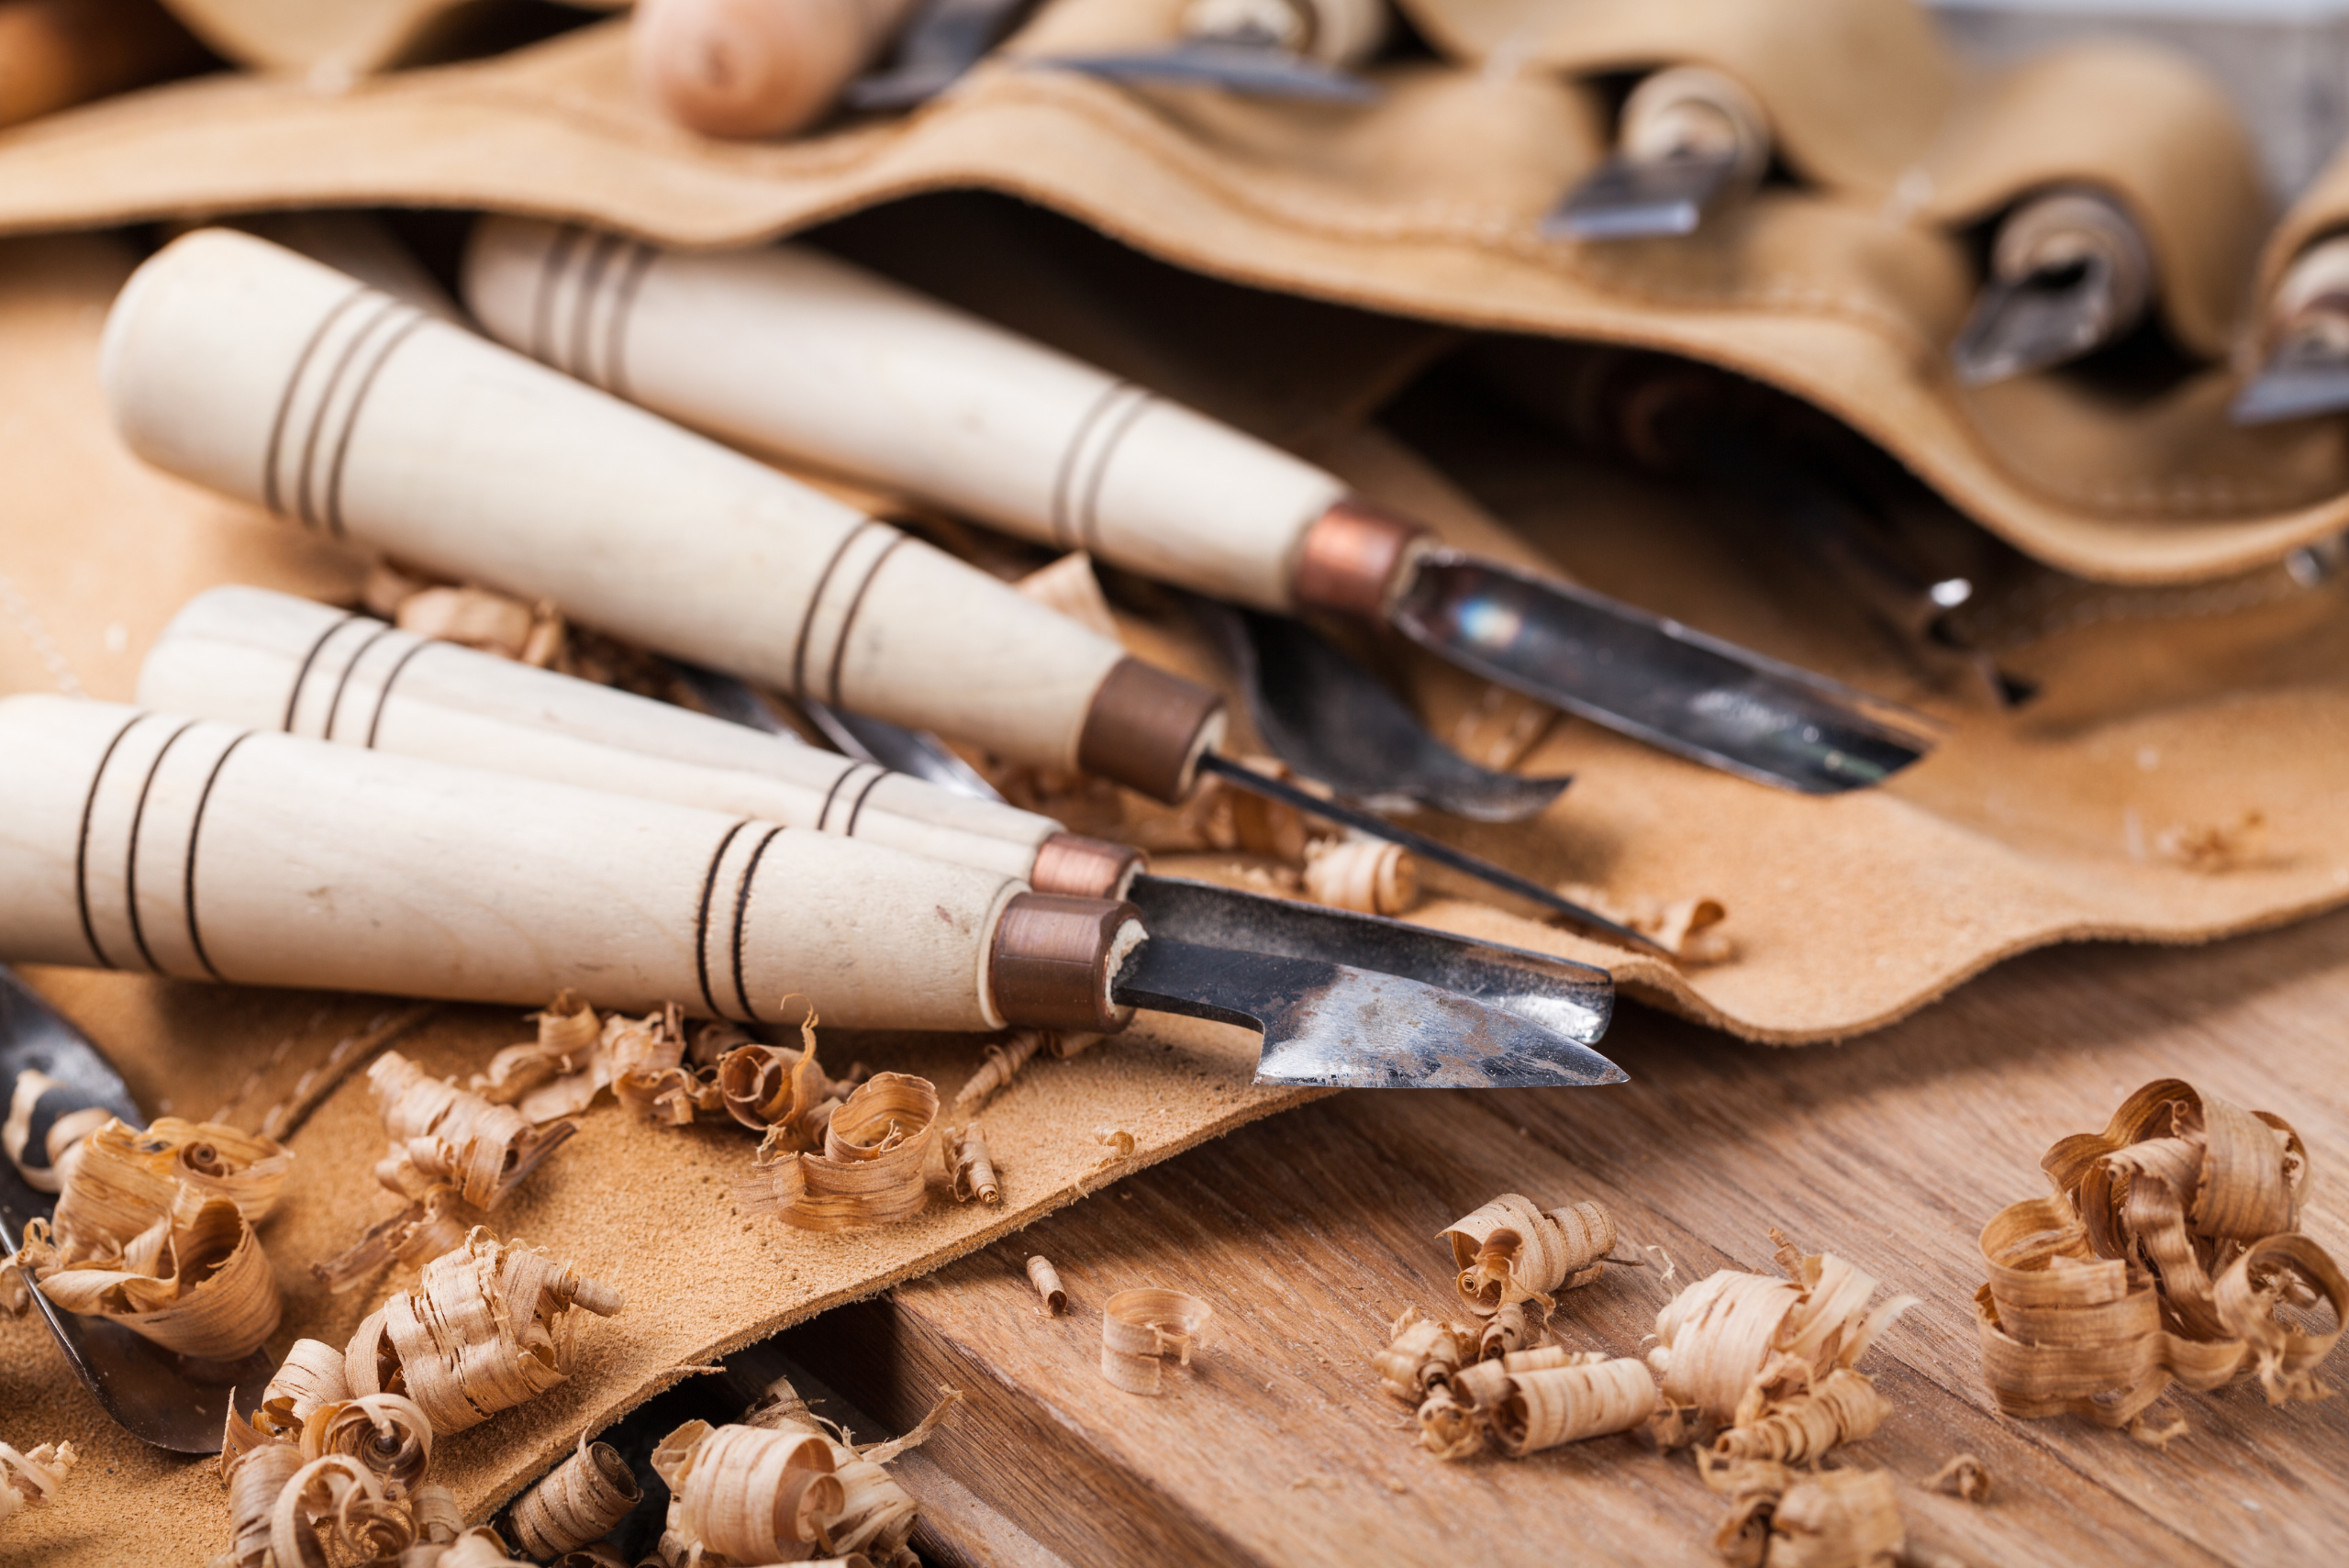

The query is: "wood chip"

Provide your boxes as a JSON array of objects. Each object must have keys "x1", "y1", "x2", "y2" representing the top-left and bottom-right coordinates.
[
  {"x1": 256, "y1": 1338, "x2": 351, "y2": 1439},
  {"x1": 269, "y1": 1453, "x2": 416, "y2": 1567},
  {"x1": 1442, "y1": 1194, "x2": 1619, "y2": 1316},
  {"x1": 1703, "y1": 1369, "x2": 1890, "y2": 1479},
  {"x1": 300, "y1": 1393, "x2": 435, "y2": 1498},
  {"x1": 18, "y1": 1184, "x2": 283, "y2": 1359},
  {"x1": 0, "y1": 1440, "x2": 75, "y2": 1523},
  {"x1": 1976, "y1": 1078, "x2": 2346, "y2": 1427},
  {"x1": 1486, "y1": 1357, "x2": 1659, "y2": 1457},
  {"x1": 348, "y1": 1229, "x2": 621, "y2": 1436},
  {"x1": 1923, "y1": 1453, "x2": 1989, "y2": 1503},
  {"x1": 740, "y1": 1375, "x2": 962, "y2": 1568},
  {"x1": 1759, "y1": 1468, "x2": 1905, "y2": 1568},
  {"x1": 1100, "y1": 1288, "x2": 1214, "y2": 1396},
  {"x1": 1302, "y1": 838, "x2": 1418, "y2": 916},
  {"x1": 1557, "y1": 882, "x2": 1734, "y2": 964},
  {"x1": 1027, "y1": 1256, "x2": 1068, "y2": 1316},
  {"x1": 1373, "y1": 1307, "x2": 1476, "y2": 1405},
  {"x1": 953, "y1": 1031, "x2": 1042, "y2": 1116},
  {"x1": 218, "y1": 1437, "x2": 301, "y2": 1567},
  {"x1": 651, "y1": 1420, "x2": 845, "y2": 1566},
  {"x1": 507, "y1": 1440, "x2": 642, "y2": 1559},
  {"x1": 738, "y1": 1073, "x2": 941, "y2": 1231},
  {"x1": 944, "y1": 1122, "x2": 1001, "y2": 1206}
]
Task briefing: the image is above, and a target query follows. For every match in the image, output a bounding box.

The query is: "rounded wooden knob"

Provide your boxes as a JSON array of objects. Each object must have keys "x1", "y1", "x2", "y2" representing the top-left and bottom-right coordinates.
[{"x1": 633, "y1": 0, "x2": 874, "y2": 139}]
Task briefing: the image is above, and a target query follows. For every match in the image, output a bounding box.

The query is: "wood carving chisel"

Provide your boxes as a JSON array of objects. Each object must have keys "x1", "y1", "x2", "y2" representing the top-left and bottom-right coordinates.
[
  {"x1": 843, "y1": 0, "x2": 1037, "y2": 108},
  {"x1": 1544, "y1": 66, "x2": 1768, "y2": 241},
  {"x1": 139, "y1": 584, "x2": 1618, "y2": 1041},
  {"x1": 1037, "y1": 0, "x2": 1385, "y2": 104},
  {"x1": 1950, "y1": 187, "x2": 2154, "y2": 387},
  {"x1": 2232, "y1": 234, "x2": 2349, "y2": 425},
  {"x1": 102, "y1": 230, "x2": 1647, "y2": 945},
  {"x1": 462, "y1": 217, "x2": 1937, "y2": 795},
  {"x1": 0, "y1": 695, "x2": 1620, "y2": 1090}
]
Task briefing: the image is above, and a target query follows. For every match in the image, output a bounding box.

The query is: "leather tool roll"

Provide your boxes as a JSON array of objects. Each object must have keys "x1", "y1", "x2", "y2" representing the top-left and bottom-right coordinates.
[{"x1": 99, "y1": 228, "x2": 1225, "y2": 803}]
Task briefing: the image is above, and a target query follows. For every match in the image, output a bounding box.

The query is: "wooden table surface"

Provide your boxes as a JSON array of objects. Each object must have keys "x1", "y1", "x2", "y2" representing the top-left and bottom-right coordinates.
[{"x1": 776, "y1": 906, "x2": 2349, "y2": 1568}]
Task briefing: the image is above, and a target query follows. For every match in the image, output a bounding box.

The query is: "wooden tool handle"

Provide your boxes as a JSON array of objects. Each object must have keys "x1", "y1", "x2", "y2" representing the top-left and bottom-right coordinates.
[
  {"x1": 138, "y1": 584, "x2": 1068, "y2": 885},
  {"x1": 463, "y1": 217, "x2": 1353, "y2": 615},
  {"x1": 0, "y1": 694, "x2": 1053, "y2": 1031},
  {"x1": 633, "y1": 0, "x2": 917, "y2": 139},
  {"x1": 103, "y1": 229, "x2": 1220, "y2": 801},
  {"x1": 0, "y1": 0, "x2": 207, "y2": 130}
]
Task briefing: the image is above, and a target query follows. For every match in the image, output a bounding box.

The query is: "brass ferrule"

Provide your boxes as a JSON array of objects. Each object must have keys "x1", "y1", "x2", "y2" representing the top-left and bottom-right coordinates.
[
  {"x1": 988, "y1": 893, "x2": 1143, "y2": 1035},
  {"x1": 1030, "y1": 833, "x2": 1146, "y2": 901},
  {"x1": 1075, "y1": 657, "x2": 1227, "y2": 804},
  {"x1": 1290, "y1": 498, "x2": 1428, "y2": 620}
]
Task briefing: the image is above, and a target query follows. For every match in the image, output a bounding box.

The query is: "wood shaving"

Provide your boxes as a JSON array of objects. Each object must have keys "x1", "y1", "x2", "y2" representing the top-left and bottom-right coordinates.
[
  {"x1": 269, "y1": 1453, "x2": 417, "y2": 1567},
  {"x1": 738, "y1": 1073, "x2": 941, "y2": 1231},
  {"x1": 943, "y1": 1123, "x2": 1001, "y2": 1206},
  {"x1": 0, "y1": 1440, "x2": 75, "y2": 1524},
  {"x1": 471, "y1": 992, "x2": 608, "y2": 1120},
  {"x1": 1027, "y1": 1255, "x2": 1068, "y2": 1316},
  {"x1": 18, "y1": 1166, "x2": 284, "y2": 1359},
  {"x1": 1486, "y1": 1357, "x2": 1659, "y2": 1457},
  {"x1": 548, "y1": 1544, "x2": 631, "y2": 1567},
  {"x1": 507, "y1": 1440, "x2": 641, "y2": 1559},
  {"x1": 651, "y1": 1419, "x2": 844, "y2": 1566},
  {"x1": 301, "y1": 1394, "x2": 435, "y2": 1497},
  {"x1": 1442, "y1": 1194, "x2": 1620, "y2": 1317},
  {"x1": 717, "y1": 1014, "x2": 855, "y2": 1140},
  {"x1": 3, "y1": 1070, "x2": 111, "y2": 1194},
  {"x1": 1976, "y1": 1078, "x2": 2347, "y2": 1427},
  {"x1": 1100, "y1": 1288, "x2": 1214, "y2": 1396},
  {"x1": 953, "y1": 1031, "x2": 1042, "y2": 1115},
  {"x1": 1758, "y1": 1468, "x2": 1905, "y2": 1568},
  {"x1": 407, "y1": 1526, "x2": 534, "y2": 1566},
  {"x1": 257, "y1": 1338, "x2": 351, "y2": 1438},
  {"x1": 1044, "y1": 1031, "x2": 1107, "y2": 1061},
  {"x1": 1373, "y1": 1307, "x2": 1475, "y2": 1405},
  {"x1": 1302, "y1": 838, "x2": 1418, "y2": 916},
  {"x1": 1080, "y1": 1126, "x2": 1140, "y2": 1191},
  {"x1": 1121, "y1": 755, "x2": 1334, "y2": 862},
  {"x1": 347, "y1": 1229, "x2": 621, "y2": 1436},
  {"x1": 1558, "y1": 882, "x2": 1735, "y2": 964},
  {"x1": 217, "y1": 1434, "x2": 303, "y2": 1567},
  {"x1": 740, "y1": 1375, "x2": 962, "y2": 1568},
  {"x1": 395, "y1": 584, "x2": 562, "y2": 667},
  {"x1": 1016, "y1": 551, "x2": 1122, "y2": 640},
  {"x1": 1923, "y1": 1453, "x2": 1989, "y2": 1503},
  {"x1": 1650, "y1": 1231, "x2": 1917, "y2": 1432},
  {"x1": 1702, "y1": 1370, "x2": 1890, "y2": 1479}
]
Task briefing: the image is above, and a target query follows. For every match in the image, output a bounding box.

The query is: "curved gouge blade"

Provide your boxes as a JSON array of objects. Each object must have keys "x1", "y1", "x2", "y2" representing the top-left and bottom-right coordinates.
[
  {"x1": 671, "y1": 662, "x2": 1012, "y2": 805},
  {"x1": 845, "y1": 0, "x2": 1041, "y2": 109},
  {"x1": 1543, "y1": 150, "x2": 1744, "y2": 241},
  {"x1": 1217, "y1": 605, "x2": 1571, "y2": 823},
  {"x1": 2231, "y1": 338, "x2": 2349, "y2": 426},
  {"x1": 1037, "y1": 41, "x2": 1381, "y2": 103},
  {"x1": 1951, "y1": 268, "x2": 2121, "y2": 387},
  {"x1": 1388, "y1": 552, "x2": 1939, "y2": 795},
  {"x1": 1, "y1": 967, "x2": 274, "y2": 1452},
  {"x1": 1129, "y1": 874, "x2": 1611, "y2": 1046},
  {"x1": 1197, "y1": 751, "x2": 1666, "y2": 953},
  {"x1": 1112, "y1": 937, "x2": 1624, "y2": 1090}
]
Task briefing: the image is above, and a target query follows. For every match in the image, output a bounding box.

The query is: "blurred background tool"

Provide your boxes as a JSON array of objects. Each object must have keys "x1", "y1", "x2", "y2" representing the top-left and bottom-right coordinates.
[
  {"x1": 845, "y1": 0, "x2": 1039, "y2": 108},
  {"x1": 1950, "y1": 185, "x2": 2155, "y2": 385},
  {"x1": 0, "y1": 0, "x2": 208, "y2": 129},
  {"x1": 159, "y1": 0, "x2": 621, "y2": 76},
  {"x1": 2233, "y1": 232, "x2": 2349, "y2": 424},
  {"x1": 1, "y1": 966, "x2": 274, "y2": 1452},
  {"x1": 1039, "y1": 0, "x2": 1386, "y2": 104},
  {"x1": 1544, "y1": 65, "x2": 1769, "y2": 240},
  {"x1": 465, "y1": 219, "x2": 1941, "y2": 796},
  {"x1": 634, "y1": 0, "x2": 920, "y2": 139}
]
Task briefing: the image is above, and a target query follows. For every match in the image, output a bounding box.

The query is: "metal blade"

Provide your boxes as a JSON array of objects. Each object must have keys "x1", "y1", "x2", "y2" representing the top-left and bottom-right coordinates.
[
  {"x1": 1211, "y1": 604, "x2": 1570, "y2": 822},
  {"x1": 1387, "y1": 551, "x2": 1938, "y2": 795},
  {"x1": 2231, "y1": 336, "x2": 2349, "y2": 426},
  {"x1": 1543, "y1": 149, "x2": 1747, "y2": 241},
  {"x1": 671, "y1": 662, "x2": 1010, "y2": 805},
  {"x1": 1951, "y1": 266, "x2": 2123, "y2": 387},
  {"x1": 845, "y1": 0, "x2": 1041, "y2": 110},
  {"x1": 1112, "y1": 935, "x2": 1624, "y2": 1089},
  {"x1": 1, "y1": 967, "x2": 274, "y2": 1452},
  {"x1": 1129, "y1": 873, "x2": 1610, "y2": 1046},
  {"x1": 1197, "y1": 751, "x2": 1664, "y2": 952},
  {"x1": 1037, "y1": 41, "x2": 1380, "y2": 103}
]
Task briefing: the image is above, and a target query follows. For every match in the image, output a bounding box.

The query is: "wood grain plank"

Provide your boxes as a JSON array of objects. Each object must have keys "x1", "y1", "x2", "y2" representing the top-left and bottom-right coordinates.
[{"x1": 785, "y1": 906, "x2": 2349, "y2": 1567}]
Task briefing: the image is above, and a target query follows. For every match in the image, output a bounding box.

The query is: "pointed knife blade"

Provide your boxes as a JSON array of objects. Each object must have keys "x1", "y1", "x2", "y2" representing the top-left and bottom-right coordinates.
[
  {"x1": 1950, "y1": 267, "x2": 2124, "y2": 388},
  {"x1": 1386, "y1": 551, "x2": 1940, "y2": 795},
  {"x1": 1542, "y1": 148, "x2": 1748, "y2": 242},
  {"x1": 2231, "y1": 336, "x2": 2349, "y2": 426},
  {"x1": 1111, "y1": 936, "x2": 1625, "y2": 1090}
]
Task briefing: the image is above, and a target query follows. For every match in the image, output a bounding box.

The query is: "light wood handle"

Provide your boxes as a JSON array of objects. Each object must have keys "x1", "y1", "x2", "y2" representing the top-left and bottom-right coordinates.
[
  {"x1": 102, "y1": 229, "x2": 1225, "y2": 798},
  {"x1": 0, "y1": 0, "x2": 206, "y2": 129},
  {"x1": 136, "y1": 584, "x2": 1063, "y2": 885},
  {"x1": 0, "y1": 694, "x2": 1030, "y2": 1031},
  {"x1": 462, "y1": 217, "x2": 1353, "y2": 615},
  {"x1": 632, "y1": 0, "x2": 917, "y2": 139}
]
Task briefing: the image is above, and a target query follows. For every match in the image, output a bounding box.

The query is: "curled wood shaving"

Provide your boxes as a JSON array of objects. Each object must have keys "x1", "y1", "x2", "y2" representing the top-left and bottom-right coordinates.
[
  {"x1": 1703, "y1": 1370, "x2": 1890, "y2": 1480},
  {"x1": 1650, "y1": 1231, "x2": 1917, "y2": 1431},
  {"x1": 349, "y1": 1229, "x2": 621, "y2": 1436},
  {"x1": 1374, "y1": 1307, "x2": 1476, "y2": 1404},
  {"x1": 1479, "y1": 1298, "x2": 1549, "y2": 1361},
  {"x1": 1100, "y1": 1288, "x2": 1214, "y2": 1396},
  {"x1": 270, "y1": 1453, "x2": 416, "y2": 1567},
  {"x1": 1028, "y1": 1256, "x2": 1068, "y2": 1316},
  {"x1": 472, "y1": 992, "x2": 608, "y2": 1120},
  {"x1": 1079, "y1": 1126, "x2": 1140, "y2": 1192},
  {"x1": 739, "y1": 1073, "x2": 941, "y2": 1231},
  {"x1": 944, "y1": 1123, "x2": 1001, "y2": 1206},
  {"x1": 3, "y1": 1071, "x2": 112, "y2": 1195},
  {"x1": 20, "y1": 1187, "x2": 283, "y2": 1358},
  {"x1": 1122, "y1": 755, "x2": 1335, "y2": 861},
  {"x1": 395, "y1": 584, "x2": 562, "y2": 666},
  {"x1": 219, "y1": 1437, "x2": 303, "y2": 1567},
  {"x1": 257, "y1": 1339, "x2": 351, "y2": 1438},
  {"x1": 953, "y1": 1031, "x2": 1042, "y2": 1116},
  {"x1": 740, "y1": 1376, "x2": 962, "y2": 1568},
  {"x1": 1976, "y1": 1078, "x2": 2346, "y2": 1426},
  {"x1": 1558, "y1": 882, "x2": 1734, "y2": 964},
  {"x1": 1923, "y1": 1453, "x2": 1988, "y2": 1503},
  {"x1": 301, "y1": 1394, "x2": 435, "y2": 1497},
  {"x1": 651, "y1": 1420, "x2": 844, "y2": 1566},
  {"x1": 1758, "y1": 1468, "x2": 1904, "y2": 1568},
  {"x1": 1302, "y1": 838, "x2": 1418, "y2": 916},
  {"x1": 1487, "y1": 1357, "x2": 1659, "y2": 1458},
  {"x1": 409, "y1": 1526, "x2": 534, "y2": 1566},
  {"x1": 1044, "y1": 1031, "x2": 1107, "y2": 1061},
  {"x1": 0, "y1": 1441, "x2": 76, "y2": 1523},
  {"x1": 411, "y1": 1483, "x2": 464, "y2": 1545},
  {"x1": 507, "y1": 1440, "x2": 641, "y2": 1559},
  {"x1": 1442, "y1": 1194, "x2": 1619, "y2": 1317},
  {"x1": 549, "y1": 1544, "x2": 631, "y2": 1567},
  {"x1": 717, "y1": 1014, "x2": 856, "y2": 1141}
]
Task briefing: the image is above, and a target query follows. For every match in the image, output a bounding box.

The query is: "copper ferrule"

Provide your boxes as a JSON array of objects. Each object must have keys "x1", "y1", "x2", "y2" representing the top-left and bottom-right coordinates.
[
  {"x1": 1075, "y1": 657, "x2": 1227, "y2": 805},
  {"x1": 1290, "y1": 498, "x2": 1428, "y2": 620},
  {"x1": 988, "y1": 893, "x2": 1142, "y2": 1035},
  {"x1": 1030, "y1": 832, "x2": 1145, "y2": 901}
]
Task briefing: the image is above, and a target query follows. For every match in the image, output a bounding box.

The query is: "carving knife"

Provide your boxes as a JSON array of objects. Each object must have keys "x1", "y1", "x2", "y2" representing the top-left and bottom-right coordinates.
[
  {"x1": 2232, "y1": 233, "x2": 2349, "y2": 426},
  {"x1": 1544, "y1": 66, "x2": 1769, "y2": 242},
  {"x1": 844, "y1": 0, "x2": 1039, "y2": 108},
  {"x1": 137, "y1": 584, "x2": 1620, "y2": 1040},
  {"x1": 462, "y1": 217, "x2": 1937, "y2": 795},
  {"x1": 1951, "y1": 186, "x2": 2154, "y2": 387}
]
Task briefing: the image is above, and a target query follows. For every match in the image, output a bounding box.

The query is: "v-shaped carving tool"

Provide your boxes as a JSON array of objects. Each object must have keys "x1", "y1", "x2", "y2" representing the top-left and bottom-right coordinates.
[
  {"x1": 2232, "y1": 234, "x2": 2349, "y2": 426},
  {"x1": 1544, "y1": 66, "x2": 1769, "y2": 241},
  {"x1": 464, "y1": 217, "x2": 1938, "y2": 795},
  {"x1": 1952, "y1": 186, "x2": 2154, "y2": 387}
]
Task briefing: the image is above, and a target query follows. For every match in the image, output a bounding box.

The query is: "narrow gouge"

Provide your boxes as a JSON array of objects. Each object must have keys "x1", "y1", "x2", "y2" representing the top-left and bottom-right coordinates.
[
  {"x1": 1038, "y1": 0, "x2": 1385, "y2": 104},
  {"x1": 2232, "y1": 233, "x2": 2349, "y2": 426},
  {"x1": 1951, "y1": 186, "x2": 2154, "y2": 387},
  {"x1": 1545, "y1": 66, "x2": 1769, "y2": 241}
]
